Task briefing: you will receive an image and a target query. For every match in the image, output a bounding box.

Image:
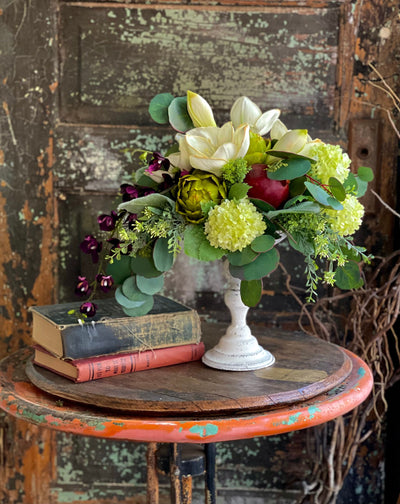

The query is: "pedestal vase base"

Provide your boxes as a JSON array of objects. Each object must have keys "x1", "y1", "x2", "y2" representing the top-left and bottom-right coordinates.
[{"x1": 202, "y1": 344, "x2": 275, "y2": 371}]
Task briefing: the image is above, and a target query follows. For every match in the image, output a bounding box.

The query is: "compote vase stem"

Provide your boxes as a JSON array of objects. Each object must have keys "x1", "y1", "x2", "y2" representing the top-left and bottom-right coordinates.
[{"x1": 202, "y1": 261, "x2": 275, "y2": 371}]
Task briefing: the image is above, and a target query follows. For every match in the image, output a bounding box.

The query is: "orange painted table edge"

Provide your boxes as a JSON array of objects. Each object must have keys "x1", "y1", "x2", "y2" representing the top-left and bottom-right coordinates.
[{"x1": 0, "y1": 348, "x2": 373, "y2": 444}]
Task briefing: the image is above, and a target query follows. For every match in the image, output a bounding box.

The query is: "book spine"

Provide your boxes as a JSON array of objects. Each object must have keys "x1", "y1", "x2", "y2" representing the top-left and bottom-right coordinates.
[
  {"x1": 74, "y1": 342, "x2": 205, "y2": 382},
  {"x1": 62, "y1": 310, "x2": 201, "y2": 359}
]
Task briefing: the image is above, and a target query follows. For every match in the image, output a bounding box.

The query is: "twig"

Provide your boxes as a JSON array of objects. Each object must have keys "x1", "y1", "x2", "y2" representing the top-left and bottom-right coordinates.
[{"x1": 371, "y1": 189, "x2": 400, "y2": 219}]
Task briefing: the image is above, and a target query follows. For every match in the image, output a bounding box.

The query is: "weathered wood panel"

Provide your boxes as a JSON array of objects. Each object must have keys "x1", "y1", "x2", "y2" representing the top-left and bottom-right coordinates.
[{"x1": 59, "y1": 4, "x2": 339, "y2": 128}]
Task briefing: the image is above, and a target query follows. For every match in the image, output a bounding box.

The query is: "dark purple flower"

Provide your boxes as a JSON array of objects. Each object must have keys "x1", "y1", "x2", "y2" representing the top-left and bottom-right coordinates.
[
  {"x1": 75, "y1": 276, "x2": 92, "y2": 297},
  {"x1": 120, "y1": 184, "x2": 139, "y2": 202},
  {"x1": 146, "y1": 152, "x2": 170, "y2": 174},
  {"x1": 97, "y1": 211, "x2": 118, "y2": 232},
  {"x1": 80, "y1": 235, "x2": 102, "y2": 263},
  {"x1": 96, "y1": 274, "x2": 114, "y2": 293},
  {"x1": 79, "y1": 301, "x2": 98, "y2": 317}
]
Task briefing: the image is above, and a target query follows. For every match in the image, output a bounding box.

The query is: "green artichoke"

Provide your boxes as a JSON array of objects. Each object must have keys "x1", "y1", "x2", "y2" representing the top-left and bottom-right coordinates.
[{"x1": 175, "y1": 171, "x2": 227, "y2": 223}]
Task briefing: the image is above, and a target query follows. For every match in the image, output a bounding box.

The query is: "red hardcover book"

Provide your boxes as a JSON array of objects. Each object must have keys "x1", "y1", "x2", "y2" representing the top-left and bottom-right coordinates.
[{"x1": 33, "y1": 342, "x2": 205, "y2": 382}]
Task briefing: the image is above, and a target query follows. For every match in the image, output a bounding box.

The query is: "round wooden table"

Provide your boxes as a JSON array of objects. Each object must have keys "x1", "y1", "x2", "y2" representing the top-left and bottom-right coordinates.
[{"x1": 0, "y1": 328, "x2": 373, "y2": 504}]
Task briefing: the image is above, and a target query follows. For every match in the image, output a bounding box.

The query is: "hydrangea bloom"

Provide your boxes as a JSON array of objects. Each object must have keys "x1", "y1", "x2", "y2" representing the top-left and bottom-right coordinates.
[
  {"x1": 308, "y1": 143, "x2": 351, "y2": 185},
  {"x1": 326, "y1": 195, "x2": 364, "y2": 236},
  {"x1": 205, "y1": 199, "x2": 266, "y2": 252}
]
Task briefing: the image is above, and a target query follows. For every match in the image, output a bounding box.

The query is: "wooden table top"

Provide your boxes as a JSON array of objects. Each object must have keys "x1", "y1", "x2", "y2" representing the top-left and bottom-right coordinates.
[
  {"x1": 0, "y1": 326, "x2": 373, "y2": 444},
  {"x1": 25, "y1": 326, "x2": 351, "y2": 415}
]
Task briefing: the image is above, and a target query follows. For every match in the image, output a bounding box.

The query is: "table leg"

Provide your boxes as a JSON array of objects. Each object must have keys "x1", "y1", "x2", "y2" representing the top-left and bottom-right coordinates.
[
  {"x1": 146, "y1": 442, "x2": 159, "y2": 504},
  {"x1": 205, "y1": 443, "x2": 216, "y2": 504},
  {"x1": 169, "y1": 443, "x2": 183, "y2": 504}
]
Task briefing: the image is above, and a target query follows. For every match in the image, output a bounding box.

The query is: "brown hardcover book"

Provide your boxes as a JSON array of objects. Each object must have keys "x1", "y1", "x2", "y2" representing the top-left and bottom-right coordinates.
[
  {"x1": 29, "y1": 296, "x2": 201, "y2": 359},
  {"x1": 33, "y1": 342, "x2": 205, "y2": 382}
]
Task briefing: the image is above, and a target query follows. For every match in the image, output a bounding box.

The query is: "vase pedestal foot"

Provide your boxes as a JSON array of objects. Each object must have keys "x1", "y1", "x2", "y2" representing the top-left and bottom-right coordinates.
[{"x1": 202, "y1": 341, "x2": 275, "y2": 371}]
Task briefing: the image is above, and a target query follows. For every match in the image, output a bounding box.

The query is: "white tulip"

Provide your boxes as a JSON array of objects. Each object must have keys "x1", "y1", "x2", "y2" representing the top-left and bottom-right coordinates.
[
  {"x1": 187, "y1": 91, "x2": 216, "y2": 128},
  {"x1": 230, "y1": 96, "x2": 280, "y2": 136}
]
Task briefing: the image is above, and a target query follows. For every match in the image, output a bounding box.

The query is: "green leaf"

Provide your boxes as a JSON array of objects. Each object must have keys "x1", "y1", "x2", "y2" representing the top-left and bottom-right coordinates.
[
  {"x1": 118, "y1": 193, "x2": 175, "y2": 215},
  {"x1": 229, "y1": 248, "x2": 279, "y2": 281},
  {"x1": 116, "y1": 285, "x2": 147, "y2": 309},
  {"x1": 289, "y1": 176, "x2": 306, "y2": 197},
  {"x1": 355, "y1": 176, "x2": 368, "y2": 197},
  {"x1": 304, "y1": 181, "x2": 343, "y2": 210},
  {"x1": 334, "y1": 261, "x2": 364, "y2": 290},
  {"x1": 329, "y1": 177, "x2": 346, "y2": 202},
  {"x1": 240, "y1": 279, "x2": 262, "y2": 307},
  {"x1": 153, "y1": 237, "x2": 174, "y2": 272},
  {"x1": 250, "y1": 198, "x2": 275, "y2": 213},
  {"x1": 358, "y1": 166, "x2": 374, "y2": 182},
  {"x1": 326, "y1": 197, "x2": 344, "y2": 210},
  {"x1": 184, "y1": 225, "x2": 226, "y2": 261},
  {"x1": 227, "y1": 246, "x2": 258, "y2": 266},
  {"x1": 284, "y1": 194, "x2": 310, "y2": 208},
  {"x1": 343, "y1": 172, "x2": 358, "y2": 194},
  {"x1": 106, "y1": 255, "x2": 132, "y2": 285},
  {"x1": 267, "y1": 158, "x2": 311, "y2": 181},
  {"x1": 288, "y1": 233, "x2": 315, "y2": 255},
  {"x1": 266, "y1": 201, "x2": 321, "y2": 219},
  {"x1": 136, "y1": 275, "x2": 164, "y2": 295},
  {"x1": 228, "y1": 183, "x2": 250, "y2": 200},
  {"x1": 130, "y1": 255, "x2": 161, "y2": 278},
  {"x1": 265, "y1": 150, "x2": 316, "y2": 163},
  {"x1": 134, "y1": 167, "x2": 159, "y2": 189},
  {"x1": 251, "y1": 234, "x2": 275, "y2": 253},
  {"x1": 148, "y1": 93, "x2": 174, "y2": 124},
  {"x1": 168, "y1": 96, "x2": 194, "y2": 132}
]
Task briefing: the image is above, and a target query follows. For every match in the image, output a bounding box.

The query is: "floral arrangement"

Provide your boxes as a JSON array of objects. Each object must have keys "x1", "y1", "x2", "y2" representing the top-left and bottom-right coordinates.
[{"x1": 76, "y1": 91, "x2": 373, "y2": 318}]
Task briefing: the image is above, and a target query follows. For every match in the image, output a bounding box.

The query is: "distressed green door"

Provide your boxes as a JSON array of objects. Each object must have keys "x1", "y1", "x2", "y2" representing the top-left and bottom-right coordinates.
[{"x1": 1, "y1": 0, "x2": 398, "y2": 502}]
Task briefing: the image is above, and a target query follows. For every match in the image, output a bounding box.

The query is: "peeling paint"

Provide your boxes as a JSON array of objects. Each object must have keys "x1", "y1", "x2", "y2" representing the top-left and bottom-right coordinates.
[{"x1": 189, "y1": 423, "x2": 219, "y2": 438}]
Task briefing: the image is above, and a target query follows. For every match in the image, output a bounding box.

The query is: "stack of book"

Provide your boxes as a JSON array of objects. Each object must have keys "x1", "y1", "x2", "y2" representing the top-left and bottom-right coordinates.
[{"x1": 30, "y1": 296, "x2": 204, "y2": 383}]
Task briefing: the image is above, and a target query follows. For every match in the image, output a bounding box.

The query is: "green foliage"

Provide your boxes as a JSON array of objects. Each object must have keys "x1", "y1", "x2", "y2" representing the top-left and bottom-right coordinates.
[
  {"x1": 168, "y1": 97, "x2": 194, "y2": 132},
  {"x1": 222, "y1": 158, "x2": 251, "y2": 184},
  {"x1": 267, "y1": 158, "x2": 311, "y2": 181},
  {"x1": 227, "y1": 246, "x2": 258, "y2": 266},
  {"x1": 304, "y1": 181, "x2": 343, "y2": 210},
  {"x1": 228, "y1": 183, "x2": 250, "y2": 200},
  {"x1": 250, "y1": 234, "x2": 275, "y2": 253},
  {"x1": 240, "y1": 279, "x2": 263, "y2": 307},
  {"x1": 329, "y1": 177, "x2": 346, "y2": 202},
  {"x1": 153, "y1": 237, "x2": 174, "y2": 272},
  {"x1": 358, "y1": 166, "x2": 374, "y2": 182},
  {"x1": 136, "y1": 274, "x2": 164, "y2": 295},
  {"x1": 118, "y1": 194, "x2": 175, "y2": 215},
  {"x1": 334, "y1": 261, "x2": 364, "y2": 290},
  {"x1": 148, "y1": 93, "x2": 174, "y2": 124},
  {"x1": 106, "y1": 255, "x2": 131, "y2": 285},
  {"x1": 229, "y1": 248, "x2": 279, "y2": 281},
  {"x1": 130, "y1": 255, "x2": 161, "y2": 278},
  {"x1": 184, "y1": 225, "x2": 226, "y2": 261}
]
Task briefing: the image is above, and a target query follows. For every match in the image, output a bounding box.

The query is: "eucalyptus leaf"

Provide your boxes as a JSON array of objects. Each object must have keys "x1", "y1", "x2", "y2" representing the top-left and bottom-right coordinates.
[
  {"x1": 304, "y1": 181, "x2": 342, "y2": 209},
  {"x1": 240, "y1": 279, "x2": 262, "y2": 307},
  {"x1": 250, "y1": 198, "x2": 275, "y2": 213},
  {"x1": 121, "y1": 276, "x2": 140, "y2": 298},
  {"x1": 153, "y1": 237, "x2": 174, "y2": 272},
  {"x1": 130, "y1": 255, "x2": 161, "y2": 278},
  {"x1": 106, "y1": 255, "x2": 132, "y2": 285},
  {"x1": 343, "y1": 172, "x2": 358, "y2": 194},
  {"x1": 264, "y1": 150, "x2": 316, "y2": 163},
  {"x1": 289, "y1": 176, "x2": 307, "y2": 197},
  {"x1": 267, "y1": 158, "x2": 311, "y2": 181},
  {"x1": 230, "y1": 248, "x2": 279, "y2": 281},
  {"x1": 251, "y1": 234, "x2": 275, "y2": 253},
  {"x1": 148, "y1": 93, "x2": 174, "y2": 124},
  {"x1": 228, "y1": 182, "x2": 250, "y2": 200},
  {"x1": 266, "y1": 201, "x2": 321, "y2": 219},
  {"x1": 227, "y1": 247, "x2": 258, "y2": 266},
  {"x1": 168, "y1": 96, "x2": 194, "y2": 132},
  {"x1": 136, "y1": 275, "x2": 164, "y2": 295},
  {"x1": 334, "y1": 261, "x2": 364, "y2": 290},
  {"x1": 329, "y1": 177, "x2": 346, "y2": 202},
  {"x1": 122, "y1": 295, "x2": 154, "y2": 317},
  {"x1": 118, "y1": 193, "x2": 175, "y2": 215},
  {"x1": 326, "y1": 197, "x2": 344, "y2": 210},
  {"x1": 358, "y1": 166, "x2": 374, "y2": 182},
  {"x1": 355, "y1": 177, "x2": 368, "y2": 197},
  {"x1": 115, "y1": 286, "x2": 147, "y2": 309}
]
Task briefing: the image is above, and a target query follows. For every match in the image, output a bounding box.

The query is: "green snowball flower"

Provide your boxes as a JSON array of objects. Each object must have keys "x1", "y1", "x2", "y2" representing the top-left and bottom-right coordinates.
[
  {"x1": 308, "y1": 143, "x2": 351, "y2": 185},
  {"x1": 325, "y1": 195, "x2": 364, "y2": 236},
  {"x1": 175, "y1": 170, "x2": 227, "y2": 223},
  {"x1": 205, "y1": 198, "x2": 266, "y2": 252}
]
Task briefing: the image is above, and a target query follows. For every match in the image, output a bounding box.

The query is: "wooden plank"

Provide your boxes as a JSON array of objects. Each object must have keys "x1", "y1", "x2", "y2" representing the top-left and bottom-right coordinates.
[
  {"x1": 25, "y1": 325, "x2": 352, "y2": 414},
  {"x1": 59, "y1": 4, "x2": 340, "y2": 128}
]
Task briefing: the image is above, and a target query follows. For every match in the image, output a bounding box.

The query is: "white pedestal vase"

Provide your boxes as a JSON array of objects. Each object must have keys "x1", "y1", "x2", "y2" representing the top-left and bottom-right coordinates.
[{"x1": 202, "y1": 262, "x2": 275, "y2": 371}]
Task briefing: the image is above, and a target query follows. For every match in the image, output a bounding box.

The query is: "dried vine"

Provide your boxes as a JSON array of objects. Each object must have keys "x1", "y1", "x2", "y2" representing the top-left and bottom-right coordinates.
[{"x1": 284, "y1": 54, "x2": 400, "y2": 504}]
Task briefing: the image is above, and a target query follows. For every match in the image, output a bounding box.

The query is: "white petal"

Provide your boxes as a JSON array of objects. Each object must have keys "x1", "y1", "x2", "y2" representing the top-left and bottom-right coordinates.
[
  {"x1": 212, "y1": 142, "x2": 237, "y2": 162},
  {"x1": 273, "y1": 129, "x2": 308, "y2": 153},
  {"x1": 217, "y1": 122, "x2": 235, "y2": 145},
  {"x1": 233, "y1": 124, "x2": 250, "y2": 158},
  {"x1": 186, "y1": 134, "x2": 215, "y2": 157},
  {"x1": 187, "y1": 91, "x2": 216, "y2": 128},
  {"x1": 270, "y1": 119, "x2": 288, "y2": 140},
  {"x1": 254, "y1": 109, "x2": 281, "y2": 136},
  {"x1": 230, "y1": 96, "x2": 261, "y2": 128},
  {"x1": 189, "y1": 156, "x2": 225, "y2": 176}
]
